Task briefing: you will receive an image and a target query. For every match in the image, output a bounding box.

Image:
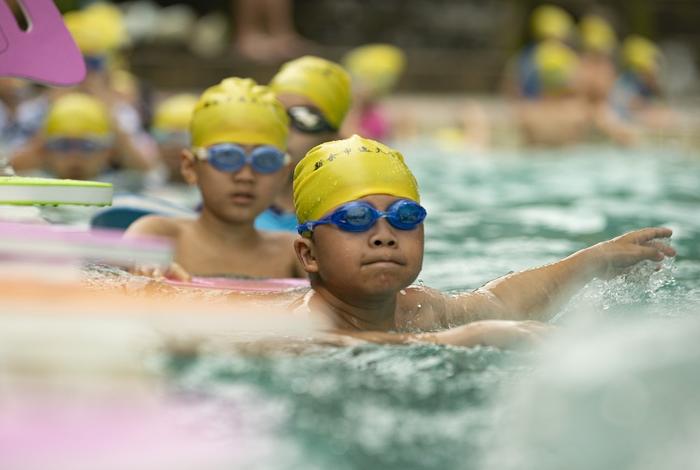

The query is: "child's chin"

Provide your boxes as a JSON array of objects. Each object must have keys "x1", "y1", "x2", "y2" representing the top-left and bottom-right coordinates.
[
  {"x1": 360, "y1": 272, "x2": 413, "y2": 296},
  {"x1": 219, "y1": 207, "x2": 258, "y2": 224}
]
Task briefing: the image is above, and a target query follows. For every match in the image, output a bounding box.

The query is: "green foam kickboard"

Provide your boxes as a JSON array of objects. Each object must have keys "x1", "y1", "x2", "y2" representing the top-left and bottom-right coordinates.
[{"x1": 0, "y1": 176, "x2": 113, "y2": 206}]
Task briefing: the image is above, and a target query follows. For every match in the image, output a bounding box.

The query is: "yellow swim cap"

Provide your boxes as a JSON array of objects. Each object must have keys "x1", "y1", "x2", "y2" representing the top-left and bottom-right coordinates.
[
  {"x1": 270, "y1": 56, "x2": 351, "y2": 130},
  {"x1": 44, "y1": 93, "x2": 112, "y2": 138},
  {"x1": 191, "y1": 77, "x2": 289, "y2": 151},
  {"x1": 622, "y1": 35, "x2": 660, "y2": 74},
  {"x1": 343, "y1": 44, "x2": 406, "y2": 97},
  {"x1": 64, "y1": 3, "x2": 128, "y2": 56},
  {"x1": 579, "y1": 15, "x2": 617, "y2": 54},
  {"x1": 534, "y1": 40, "x2": 579, "y2": 91},
  {"x1": 153, "y1": 94, "x2": 198, "y2": 132},
  {"x1": 531, "y1": 5, "x2": 573, "y2": 41},
  {"x1": 293, "y1": 135, "x2": 419, "y2": 224},
  {"x1": 110, "y1": 69, "x2": 138, "y2": 99}
]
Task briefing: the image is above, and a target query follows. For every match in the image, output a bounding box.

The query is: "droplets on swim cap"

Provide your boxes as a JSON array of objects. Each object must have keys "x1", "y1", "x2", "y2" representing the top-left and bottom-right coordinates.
[
  {"x1": 191, "y1": 77, "x2": 289, "y2": 151},
  {"x1": 293, "y1": 135, "x2": 419, "y2": 224},
  {"x1": 270, "y1": 56, "x2": 351, "y2": 130}
]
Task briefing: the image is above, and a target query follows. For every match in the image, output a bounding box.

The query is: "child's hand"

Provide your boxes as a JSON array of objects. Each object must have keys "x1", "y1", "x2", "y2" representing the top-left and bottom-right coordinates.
[
  {"x1": 586, "y1": 227, "x2": 676, "y2": 279},
  {"x1": 433, "y1": 320, "x2": 553, "y2": 349},
  {"x1": 131, "y1": 262, "x2": 192, "y2": 282}
]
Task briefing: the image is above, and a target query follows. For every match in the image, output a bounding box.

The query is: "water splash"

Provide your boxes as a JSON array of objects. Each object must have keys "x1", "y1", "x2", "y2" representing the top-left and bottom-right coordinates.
[
  {"x1": 481, "y1": 313, "x2": 700, "y2": 470},
  {"x1": 553, "y1": 256, "x2": 682, "y2": 323}
]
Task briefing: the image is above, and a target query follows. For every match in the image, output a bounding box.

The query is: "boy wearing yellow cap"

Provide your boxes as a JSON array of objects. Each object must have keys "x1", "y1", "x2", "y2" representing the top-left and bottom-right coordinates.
[
  {"x1": 259, "y1": 135, "x2": 673, "y2": 348},
  {"x1": 257, "y1": 56, "x2": 352, "y2": 232},
  {"x1": 578, "y1": 15, "x2": 618, "y2": 106},
  {"x1": 150, "y1": 94, "x2": 198, "y2": 185},
  {"x1": 341, "y1": 44, "x2": 405, "y2": 141},
  {"x1": 39, "y1": 92, "x2": 114, "y2": 181},
  {"x1": 125, "y1": 78, "x2": 304, "y2": 279},
  {"x1": 515, "y1": 41, "x2": 593, "y2": 146},
  {"x1": 503, "y1": 4, "x2": 575, "y2": 100},
  {"x1": 610, "y1": 36, "x2": 674, "y2": 127}
]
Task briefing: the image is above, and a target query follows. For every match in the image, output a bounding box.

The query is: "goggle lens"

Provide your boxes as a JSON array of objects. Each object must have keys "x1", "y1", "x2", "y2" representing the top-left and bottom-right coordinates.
[
  {"x1": 45, "y1": 137, "x2": 108, "y2": 153},
  {"x1": 196, "y1": 143, "x2": 287, "y2": 174},
  {"x1": 287, "y1": 106, "x2": 336, "y2": 134}
]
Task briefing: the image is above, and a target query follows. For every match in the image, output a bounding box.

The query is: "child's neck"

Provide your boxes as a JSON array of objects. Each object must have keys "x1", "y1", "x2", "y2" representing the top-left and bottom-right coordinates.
[
  {"x1": 272, "y1": 178, "x2": 295, "y2": 213},
  {"x1": 197, "y1": 207, "x2": 260, "y2": 245},
  {"x1": 310, "y1": 284, "x2": 398, "y2": 331}
]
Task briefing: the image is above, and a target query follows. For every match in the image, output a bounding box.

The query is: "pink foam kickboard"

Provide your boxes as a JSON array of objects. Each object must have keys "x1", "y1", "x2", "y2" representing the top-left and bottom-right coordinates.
[
  {"x1": 0, "y1": 0, "x2": 86, "y2": 85},
  {"x1": 0, "y1": 221, "x2": 173, "y2": 266},
  {"x1": 0, "y1": 221, "x2": 168, "y2": 251}
]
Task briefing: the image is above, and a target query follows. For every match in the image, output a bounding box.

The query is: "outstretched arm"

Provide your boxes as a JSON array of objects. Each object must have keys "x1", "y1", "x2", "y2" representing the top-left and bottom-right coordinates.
[
  {"x1": 325, "y1": 320, "x2": 553, "y2": 350},
  {"x1": 443, "y1": 227, "x2": 676, "y2": 323}
]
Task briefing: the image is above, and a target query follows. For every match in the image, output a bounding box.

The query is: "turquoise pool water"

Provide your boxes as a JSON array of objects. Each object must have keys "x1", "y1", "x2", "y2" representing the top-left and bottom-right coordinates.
[{"x1": 166, "y1": 143, "x2": 699, "y2": 469}]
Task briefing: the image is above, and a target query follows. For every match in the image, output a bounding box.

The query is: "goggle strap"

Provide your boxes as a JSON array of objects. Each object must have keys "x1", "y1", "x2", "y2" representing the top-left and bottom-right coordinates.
[{"x1": 192, "y1": 147, "x2": 208, "y2": 160}]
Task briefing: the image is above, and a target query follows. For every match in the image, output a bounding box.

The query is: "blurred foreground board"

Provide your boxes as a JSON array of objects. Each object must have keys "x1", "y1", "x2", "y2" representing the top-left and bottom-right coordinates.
[{"x1": 0, "y1": 176, "x2": 113, "y2": 207}]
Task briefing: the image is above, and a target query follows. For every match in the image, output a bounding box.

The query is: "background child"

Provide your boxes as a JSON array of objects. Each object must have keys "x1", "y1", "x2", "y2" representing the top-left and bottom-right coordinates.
[
  {"x1": 38, "y1": 93, "x2": 113, "y2": 181},
  {"x1": 256, "y1": 55, "x2": 352, "y2": 232},
  {"x1": 341, "y1": 44, "x2": 405, "y2": 141},
  {"x1": 125, "y1": 78, "x2": 304, "y2": 279},
  {"x1": 150, "y1": 93, "x2": 198, "y2": 186}
]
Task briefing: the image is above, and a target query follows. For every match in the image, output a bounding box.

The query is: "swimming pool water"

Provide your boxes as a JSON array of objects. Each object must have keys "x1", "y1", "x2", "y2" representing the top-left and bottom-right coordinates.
[{"x1": 165, "y1": 143, "x2": 699, "y2": 469}]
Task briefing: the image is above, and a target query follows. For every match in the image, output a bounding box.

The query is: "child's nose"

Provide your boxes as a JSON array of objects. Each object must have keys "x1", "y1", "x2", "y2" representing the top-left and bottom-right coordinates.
[
  {"x1": 232, "y1": 163, "x2": 256, "y2": 182},
  {"x1": 369, "y1": 219, "x2": 397, "y2": 247}
]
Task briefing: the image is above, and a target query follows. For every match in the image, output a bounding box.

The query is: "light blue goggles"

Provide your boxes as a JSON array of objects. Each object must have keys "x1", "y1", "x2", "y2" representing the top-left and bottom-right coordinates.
[
  {"x1": 297, "y1": 199, "x2": 427, "y2": 235},
  {"x1": 193, "y1": 143, "x2": 290, "y2": 174},
  {"x1": 45, "y1": 137, "x2": 110, "y2": 153}
]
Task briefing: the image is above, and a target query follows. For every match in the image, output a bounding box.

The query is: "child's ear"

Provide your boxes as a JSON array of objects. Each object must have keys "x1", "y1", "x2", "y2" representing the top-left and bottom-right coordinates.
[
  {"x1": 294, "y1": 237, "x2": 319, "y2": 274},
  {"x1": 180, "y1": 149, "x2": 198, "y2": 186}
]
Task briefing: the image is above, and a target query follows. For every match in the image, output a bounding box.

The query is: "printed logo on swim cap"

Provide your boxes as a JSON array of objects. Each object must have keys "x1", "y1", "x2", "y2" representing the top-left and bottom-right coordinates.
[
  {"x1": 309, "y1": 141, "x2": 402, "y2": 172},
  {"x1": 191, "y1": 77, "x2": 289, "y2": 150}
]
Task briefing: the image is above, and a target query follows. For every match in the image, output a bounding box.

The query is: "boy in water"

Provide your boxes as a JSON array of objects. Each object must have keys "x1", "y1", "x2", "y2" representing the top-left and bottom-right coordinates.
[
  {"x1": 256, "y1": 56, "x2": 352, "y2": 232},
  {"x1": 150, "y1": 94, "x2": 199, "y2": 186},
  {"x1": 271, "y1": 135, "x2": 674, "y2": 348},
  {"x1": 36, "y1": 93, "x2": 114, "y2": 181},
  {"x1": 126, "y1": 78, "x2": 304, "y2": 279}
]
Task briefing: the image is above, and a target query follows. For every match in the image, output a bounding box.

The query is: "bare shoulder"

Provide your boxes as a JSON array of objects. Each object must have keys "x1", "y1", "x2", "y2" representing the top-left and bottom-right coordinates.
[
  {"x1": 396, "y1": 285, "x2": 506, "y2": 330},
  {"x1": 396, "y1": 285, "x2": 451, "y2": 330},
  {"x1": 124, "y1": 215, "x2": 189, "y2": 239}
]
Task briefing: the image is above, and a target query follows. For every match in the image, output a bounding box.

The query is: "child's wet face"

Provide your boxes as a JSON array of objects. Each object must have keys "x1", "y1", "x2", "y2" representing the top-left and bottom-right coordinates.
[
  {"x1": 276, "y1": 93, "x2": 338, "y2": 164},
  {"x1": 310, "y1": 194, "x2": 424, "y2": 298},
  {"x1": 188, "y1": 144, "x2": 290, "y2": 223},
  {"x1": 43, "y1": 146, "x2": 111, "y2": 181}
]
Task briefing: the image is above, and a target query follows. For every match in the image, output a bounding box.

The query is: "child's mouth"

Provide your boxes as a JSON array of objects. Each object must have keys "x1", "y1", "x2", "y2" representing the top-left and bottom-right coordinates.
[
  {"x1": 230, "y1": 192, "x2": 255, "y2": 205},
  {"x1": 362, "y1": 257, "x2": 406, "y2": 267}
]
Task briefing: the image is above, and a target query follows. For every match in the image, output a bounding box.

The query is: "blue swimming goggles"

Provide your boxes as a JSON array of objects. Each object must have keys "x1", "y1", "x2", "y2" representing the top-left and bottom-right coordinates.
[
  {"x1": 45, "y1": 137, "x2": 111, "y2": 153},
  {"x1": 297, "y1": 199, "x2": 427, "y2": 235},
  {"x1": 193, "y1": 143, "x2": 290, "y2": 174}
]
